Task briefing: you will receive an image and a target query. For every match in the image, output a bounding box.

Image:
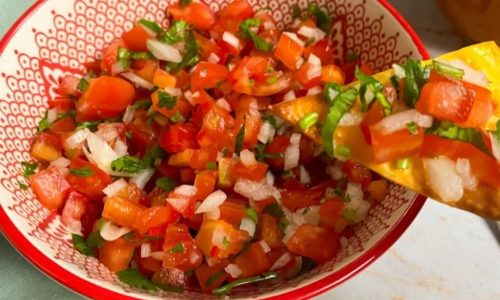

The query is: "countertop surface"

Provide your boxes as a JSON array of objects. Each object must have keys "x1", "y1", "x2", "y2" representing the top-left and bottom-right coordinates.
[{"x1": 1, "y1": 1, "x2": 499, "y2": 299}]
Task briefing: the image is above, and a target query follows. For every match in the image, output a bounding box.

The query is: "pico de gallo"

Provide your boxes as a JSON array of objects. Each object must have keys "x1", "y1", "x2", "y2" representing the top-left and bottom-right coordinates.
[
  {"x1": 21, "y1": 0, "x2": 388, "y2": 294},
  {"x1": 271, "y1": 42, "x2": 500, "y2": 220}
]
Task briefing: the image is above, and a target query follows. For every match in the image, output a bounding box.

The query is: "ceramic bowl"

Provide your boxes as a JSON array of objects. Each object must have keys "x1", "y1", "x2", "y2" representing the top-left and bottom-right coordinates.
[{"x1": 0, "y1": 0, "x2": 428, "y2": 299}]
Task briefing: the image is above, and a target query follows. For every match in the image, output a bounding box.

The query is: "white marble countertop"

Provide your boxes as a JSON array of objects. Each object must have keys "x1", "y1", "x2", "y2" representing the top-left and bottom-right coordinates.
[{"x1": 318, "y1": 1, "x2": 500, "y2": 299}]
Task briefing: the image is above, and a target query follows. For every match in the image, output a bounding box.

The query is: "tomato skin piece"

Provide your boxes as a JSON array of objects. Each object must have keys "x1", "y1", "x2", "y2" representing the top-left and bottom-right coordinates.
[
  {"x1": 49, "y1": 117, "x2": 77, "y2": 138},
  {"x1": 218, "y1": 0, "x2": 254, "y2": 19},
  {"x1": 259, "y1": 213, "x2": 285, "y2": 249},
  {"x1": 191, "y1": 62, "x2": 229, "y2": 91},
  {"x1": 265, "y1": 135, "x2": 290, "y2": 170},
  {"x1": 132, "y1": 59, "x2": 159, "y2": 82},
  {"x1": 286, "y1": 224, "x2": 340, "y2": 263},
  {"x1": 168, "y1": 2, "x2": 216, "y2": 31},
  {"x1": 304, "y1": 39, "x2": 333, "y2": 65},
  {"x1": 369, "y1": 126, "x2": 424, "y2": 164},
  {"x1": 76, "y1": 76, "x2": 136, "y2": 121},
  {"x1": 122, "y1": 24, "x2": 151, "y2": 52},
  {"x1": 360, "y1": 102, "x2": 384, "y2": 145},
  {"x1": 195, "y1": 260, "x2": 229, "y2": 292},
  {"x1": 58, "y1": 75, "x2": 80, "y2": 98},
  {"x1": 294, "y1": 62, "x2": 321, "y2": 89},
  {"x1": 321, "y1": 64, "x2": 346, "y2": 85},
  {"x1": 29, "y1": 167, "x2": 71, "y2": 211},
  {"x1": 195, "y1": 220, "x2": 249, "y2": 259},
  {"x1": 99, "y1": 237, "x2": 135, "y2": 272},
  {"x1": 48, "y1": 97, "x2": 76, "y2": 111},
  {"x1": 133, "y1": 206, "x2": 180, "y2": 235},
  {"x1": 100, "y1": 39, "x2": 125, "y2": 74},
  {"x1": 280, "y1": 180, "x2": 336, "y2": 211},
  {"x1": 126, "y1": 110, "x2": 161, "y2": 155},
  {"x1": 160, "y1": 123, "x2": 199, "y2": 154},
  {"x1": 102, "y1": 196, "x2": 145, "y2": 228},
  {"x1": 319, "y1": 197, "x2": 344, "y2": 230},
  {"x1": 197, "y1": 104, "x2": 235, "y2": 148},
  {"x1": 216, "y1": 200, "x2": 247, "y2": 226},
  {"x1": 66, "y1": 158, "x2": 112, "y2": 201},
  {"x1": 163, "y1": 223, "x2": 203, "y2": 271},
  {"x1": 194, "y1": 170, "x2": 218, "y2": 200},
  {"x1": 190, "y1": 145, "x2": 218, "y2": 171},
  {"x1": 274, "y1": 32, "x2": 305, "y2": 70},
  {"x1": 234, "y1": 242, "x2": 270, "y2": 278},
  {"x1": 420, "y1": 135, "x2": 500, "y2": 188},
  {"x1": 235, "y1": 96, "x2": 262, "y2": 149},
  {"x1": 232, "y1": 161, "x2": 269, "y2": 181},
  {"x1": 341, "y1": 160, "x2": 372, "y2": 187},
  {"x1": 30, "y1": 132, "x2": 62, "y2": 162}
]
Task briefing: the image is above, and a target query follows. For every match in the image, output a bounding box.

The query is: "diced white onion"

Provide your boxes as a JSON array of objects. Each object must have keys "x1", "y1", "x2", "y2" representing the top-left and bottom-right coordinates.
[
  {"x1": 263, "y1": 21, "x2": 275, "y2": 30},
  {"x1": 240, "y1": 149, "x2": 257, "y2": 167},
  {"x1": 258, "y1": 121, "x2": 275, "y2": 144},
  {"x1": 291, "y1": 212, "x2": 306, "y2": 226},
  {"x1": 295, "y1": 57, "x2": 305, "y2": 69},
  {"x1": 122, "y1": 105, "x2": 136, "y2": 124},
  {"x1": 204, "y1": 207, "x2": 221, "y2": 220},
  {"x1": 299, "y1": 165, "x2": 311, "y2": 184},
  {"x1": 298, "y1": 26, "x2": 326, "y2": 42},
  {"x1": 352, "y1": 200, "x2": 371, "y2": 223},
  {"x1": 216, "y1": 98, "x2": 232, "y2": 112},
  {"x1": 47, "y1": 108, "x2": 58, "y2": 124},
  {"x1": 150, "y1": 251, "x2": 164, "y2": 261},
  {"x1": 455, "y1": 158, "x2": 478, "y2": 191},
  {"x1": 283, "y1": 90, "x2": 296, "y2": 102},
  {"x1": 103, "y1": 179, "x2": 128, "y2": 197},
  {"x1": 222, "y1": 31, "x2": 240, "y2": 49},
  {"x1": 423, "y1": 157, "x2": 463, "y2": 202},
  {"x1": 265, "y1": 171, "x2": 275, "y2": 187},
  {"x1": 100, "y1": 221, "x2": 132, "y2": 241},
  {"x1": 207, "y1": 52, "x2": 220, "y2": 64},
  {"x1": 51, "y1": 157, "x2": 70, "y2": 168},
  {"x1": 196, "y1": 190, "x2": 227, "y2": 213},
  {"x1": 284, "y1": 133, "x2": 301, "y2": 170},
  {"x1": 225, "y1": 264, "x2": 242, "y2": 278},
  {"x1": 326, "y1": 162, "x2": 344, "y2": 180},
  {"x1": 374, "y1": 109, "x2": 434, "y2": 135},
  {"x1": 184, "y1": 90, "x2": 194, "y2": 105},
  {"x1": 113, "y1": 140, "x2": 128, "y2": 157},
  {"x1": 446, "y1": 59, "x2": 488, "y2": 87},
  {"x1": 121, "y1": 72, "x2": 155, "y2": 90},
  {"x1": 297, "y1": 206, "x2": 321, "y2": 225},
  {"x1": 392, "y1": 63, "x2": 406, "y2": 79},
  {"x1": 346, "y1": 182, "x2": 364, "y2": 203},
  {"x1": 130, "y1": 168, "x2": 154, "y2": 189},
  {"x1": 239, "y1": 217, "x2": 256, "y2": 236},
  {"x1": 307, "y1": 53, "x2": 322, "y2": 67},
  {"x1": 283, "y1": 32, "x2": 305, "y2": 47},
  {"x1": 146, "y1": 39, "x2": 182, "y2": 63},
  {"x1": 489, "y1": 132, "x2": 500, "y2": 162},
  {"x1": 339, "y1": 112, "x2": 364, "y2": 127},
  {"x1": 259, "y1": 240, "x2": 271, "y2": 253},
  {"x1": 141, "y1": 243, "x2": 152, "y2": 258},
  {"x1": 84, "y1": 132, "x2": 121, "y2": 174},
  {"x1": 96, "y1": 123, "x2": 120, "y2": 143},
  {"x1": 167, "y1": 197, "x2": 189, "y2": 214},
  {"x1": 138, "y1": 23, "x2": 157, "y2": 37},
  {"x1": 270, "y1": 252, "x2": 293, "y2": 271},
  {"x1": 211, "y1": 229, "x2": 226, "y2": 248},
  {"x1": 306, "y1": 86, "x2": 322, "y2": 95},
  {"x1": 64, "y1": 128, "x2": 90, "y2": 150},
  {"x1": 282, "y1": 224, "x2": 298, "y2": 244},
  {"x1": 234, "y1": 178, "x2": 281, "y2": 201},
  {"x1": 163, "y1": 86, "x2": 182, "y2": 97},
  {"x1": 111, "y1": 62, "x2": 126, "y2": 75},
  {"x1": 175, "y1": 185, "x2": 198, "y2": 197}
]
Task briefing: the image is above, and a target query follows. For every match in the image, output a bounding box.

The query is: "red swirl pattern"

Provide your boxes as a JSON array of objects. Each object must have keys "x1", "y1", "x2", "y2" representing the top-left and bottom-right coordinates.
[{"x1": 0, "y1": 0, "x2": 422, "y2": 298}]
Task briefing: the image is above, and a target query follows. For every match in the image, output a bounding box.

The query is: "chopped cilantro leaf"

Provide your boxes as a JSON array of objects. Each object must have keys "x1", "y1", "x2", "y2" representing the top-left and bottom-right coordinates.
[
  {"x1": 245, "y1": 208, "x2": 259, "y2": 224},
  {"x1": 69, "y1": 166, "x2": 94, "y2": 177},
  {"x1": 86, "y1": 231, "x2": 104, "y2": 249},
  {"x1": 355, "y1": 67, "x2": 392, "y2": 115},
  {"x1": 111, "y1": 156, "x2": 145, "y2": 173},
  {"x1": 132, "y1": 99, "x2": 152, "y2": 110},
  {"x1": 37, "y1": 111, "x2": 50, "y2": 132},
  {"x1": 342, "y1": 208, "x2": 356, "y2": 221},
  {"x1": 156, "y1": 177, "x2": 177, "y2": 192},
  {"x1": 307, "y1": 4, "x2": 332, "y2": 33},
  {"x1": 170, "y1": 111, "x2": 183, "y2": 123},
  {"x1": 72, "y1": 234, "x2": 93, "y2": 256},
  {"x1": 222, "y1": 236, "x2": 230, "y2": 248},
  {"x1": 18, "y1": 181, "x2": 27, "y2": 190},
  {"x1": 138, "y1": 19, "x2": 163, "y2": 35},
  {"x1": 262, "y1": 115, "x2": 276, "y2": 127},
  {"x1": 169, "y1": 243, "x2": 185, "y2": 253},
  {"x1": 76, "y1": 121, "x2": 100, "y2": 131},
  {"x1": 117, "y1": 268, "x2": 160, "y2": 291},
  {"x1": 206, "y1": 161, "x2": 217, "y2": 170},
  {"x1": 402, "y1": 59, "x2": 427, "y2": 108},
  {"x1": 235, "y1": 115, "x2": 246, "y2": 155},
  {"x1": 167, "y1": 30, "x2": 199, "y2": 72},
  {"x1": 117, "y1": 47, "x2": 131, "y2": 69},
  {"x1": 77, "y1": 78, "x2": 89, "y2": 92},
  {"x1": 161, "y1": 20, "x2": 189, "y2": 45},
  {"x1": 205, "y1": 271, "x2": 223, "y2": 287},
  {"x1": 212, "y1": 272, "x2": 278, "y2": 296},
  {"x1": 21, "y1": 161, "x2": 38, "y2": 178},
  {"x1": 180, "y1": 0, "x2": 191, "y2": 6},
  {"x1": 240, "y1": 18, "x2": 273, "y2": 52},
  {"x1": 429, "y1": 121, "x2": 489, "y2": 153},
  {"x1": 406, "y1": 121, "x2": 418, "y2": 135},
  {"x1": 157, "y1": 91, "x2": 177, "y2": 109}
]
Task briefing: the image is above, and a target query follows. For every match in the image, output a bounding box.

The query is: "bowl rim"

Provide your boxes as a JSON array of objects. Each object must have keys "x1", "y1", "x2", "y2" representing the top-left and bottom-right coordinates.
[{"x1": 0, "y1": 0, "x2": 429, "y2": 299}]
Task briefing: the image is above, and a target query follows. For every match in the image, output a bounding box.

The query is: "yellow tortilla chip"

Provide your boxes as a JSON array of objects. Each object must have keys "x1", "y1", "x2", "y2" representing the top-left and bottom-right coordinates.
[{"x1": 270, "y1": 42, "x2": 500, "y2": 220}]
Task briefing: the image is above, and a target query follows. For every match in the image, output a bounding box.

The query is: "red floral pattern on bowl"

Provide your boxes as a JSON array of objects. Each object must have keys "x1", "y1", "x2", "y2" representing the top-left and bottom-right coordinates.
[{"x1": 0, "y1": 0, "x2": 428, "y2": 299}]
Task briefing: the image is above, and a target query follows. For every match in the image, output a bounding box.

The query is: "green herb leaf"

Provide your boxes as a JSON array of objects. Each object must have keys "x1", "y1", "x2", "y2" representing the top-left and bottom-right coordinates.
[
  {"x1": 429, "y1": 121, "x2": 489, "y2": 153},
  {"x1": 402, "y1": 59, "x2": 427, "y2": 108},
  {"x1": 240, "y1": 18, "x2": 273, "y2": 52},
  {"x1": 143, "y1": 145, "x2": 166, "y2": 168},
  {"x1": 161, "y1": 20, "x2": 189, "y2": 45},
  {"x1": 307, "y1": 4, "x2": 332, "y2": 33},
  {"x1": 38, "y1": 111, "x2": 50, "y2": 132},
  {"x1": 321, "y1": 85, "x2": 358, "y2": 157},
  {"x1": 266, "y1": 75, "x2": 278, "y2": 85},
  {"x1": 235, "y1": 115, "x2": 246, "y2": 155},
  {"x1": 77, "y1": 78, "x2": 90, "y2": 92},
  {"x1": 205, "y1": 271, "x2": 223, "y2": 287},
  {"x1": 157, "y1": 91, "x2": 177, "y2": 109},
  {"x1": 76, "y1": 121, "x2": 100, "y2": 131},
  {"x1": 342, "y1": 208, "x2": 356, "y2": 221},
  {"x1": 212, "y1": 272, "x2": 278, "y2": 296},
  {"x1": 180, "y1": 0, "x2": 191, "y2": 6},
  {"x1": 302, "y1": 207, "x2": 311, "y2": 215},
  {"x1": 245, "y1": 208, "x2": 259, "y2": 224},
  {"x1": 396, "y1": 158, "x2": 411, "y2": 170},
  {"x1": 21, "y1": 161, "x2": 38, "y2": 178},
  {"x1": 18, "y1": 181, "x2": 27, "y2": 190},
  {"x1": 132, "y1": 99, "x2": 152, "y2": 110},
  {"x1": 295, "y1": 257, "x2": 316, "y2": 277},
  {"x1": 169, "y1": 243, "x2": 185, "y2": 253},
  {"x1": 69, "y1": 166, "x2": 94, "y2": 177},
  {"x1": 169, "y1": 111, "x2": 183, "y2": 123},
  {"x1": 222, "y1": 236, "x2": 230, "y2": 248},
  {"x1": 346, "y1": 52, "x2": 359, "y2": 62},
  {"x1": 111, "y1": 156, "x2": 145, "y2": 173},
  {"x1": 206, "y1": 161, "x2": 217, "y2": 170},
  {"x1": 72, "y1": 234, "x2": 93, "y2": 256},
  {"x1": 167, "y1": 30, "x2": 199, "y2": 72},
  {"x1": 123, "y1": 232, "x2": 136, "y2": 242},
  {"x1": 86, "y1": 231, "x2": 104, "y2": 249},
  {"x1": 130, "y1": 51, "x2": 154, "y2": 60},
  {"x1": 57, "y1": 109, "x2": 77, "y2": 119},
  {"x1": 263, "y1": 203, "x2": 285, "y2": 219},
  {"x1": 406, "y1": 121, "x2": 418, "y2": 135},
  {"x1": 495, "y1": 120, "x2": 500, "y2": 142},
  {"x1": 432, "y1": 60, "x2": 464, "y2": 80},
  {"x1": 117, "y1": 47, "x2": 131, "y2": 69},
  {"x1": 355, "y1": 67, "x2": 392, "y2": 115},
  {"x1": 298, "y1": 112, "x2": 319, "y2": 130},
  {"x1": 262, "y1": 115, "x2": 277, "y2": 128},
  {"x1": 138, "y1": 19, "x2": 164, "y2": 35},
  {"x1": 335, "y1": 145, "x2": 351, "y2": 158},
  {"x1": 117, "y1": 268, "x2": 160, "y2": 291},
  {"x1": 156, "y1": 177, "x2": 177, "y2": 192}
]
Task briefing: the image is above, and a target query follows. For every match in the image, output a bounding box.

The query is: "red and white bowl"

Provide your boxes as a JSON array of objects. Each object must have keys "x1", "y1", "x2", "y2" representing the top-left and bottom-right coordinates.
[{"x1": 0, "y1": 0, "x2": 428, "y2": 299}]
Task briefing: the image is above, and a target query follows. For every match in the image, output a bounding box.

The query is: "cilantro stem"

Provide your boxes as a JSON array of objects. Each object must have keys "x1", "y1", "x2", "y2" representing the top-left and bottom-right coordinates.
[{"x1": 212, "y1": 272, "x2": 278, "y2": 296}]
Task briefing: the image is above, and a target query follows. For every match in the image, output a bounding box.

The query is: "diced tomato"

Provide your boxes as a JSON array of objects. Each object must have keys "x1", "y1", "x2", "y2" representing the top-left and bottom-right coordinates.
[
  {"x1": 319, "y1": 197, "x2": 344, "y2": 230},
  {"x1": 420, "y1": 135, "x2": 500, "y2": 188},
  {"x1": 163, "y1": 223, "x2": 203, "y2": 271},
  {"x1": 80, "y1": 201, "x2": 103, "y2": 237},
  {"x1": 180, "y1": 168, "x2": 196, "y2": 183},
  {"x1": 132, "y1": 59, "x2": 159, "y2": 82},
  {"x1": 166, "y1": 190, "x2": 197, "y2": 218},
  {"x1": 341, "y1": 160, "x2": 372, "y2": 187},
  {"x1": 190, "y1": 145, "x2": 218, "y2": 171},
  {"x1": 100, "y1": 39, "x2": 126, "y2": 74},
  {"x1": 194, "y1": 170, "x2": 218, "y2": 200},
  {"x1": 280, "y1": 180, "x2": 336, "y2": 211},
  {"x1": 168, "y1": 2, "x2": 216, "y2": 31},
  {"x1": 191, "y1": 62, "x2": 229, "y2": 91},
  {"x1": 160, "y1": 123, "x2": 199, "y2": 154},
  {"x1": 102, "y1": 196, "x2": 145, "y2": 228},
  {"x1": 30, "y1": 132, "x2": 62, "y2": 162},
  {"x1": 230, "y1": 56, "x2": 276, "y2": 95},
  {"x1": 49, "y1": 117, "x2": 77, "y2": 138},
  {"x1": 265, "y1": 135, "x2": 290, "y2": 169},
  {"x1": 210, "y1": 17, "x2": 243, "y2": 40},
  {"x1": 48, "y1": 97, "x2": 75, "y2": 111},
  {"x1": 137, "y1": 256, "x2": 162, "y2": 274},
  {"x1": 194, "y1": 32, "x2": 225, "y2": 63},
  {"x1": 274, "y1": 32, "x2": 305, "y2": 70},
  {"x1": 76, "y1": 76, "x2": 136, "y2": 121},
  {"x1": 367, "y1": 179, "x2": 388, "y2": 202},
  {"x1": 195, "y1": 220, "x2": 249, "y2": 259},
  {"x1": 218, "y1": 0, "x2": 253, "y2": 19},
  {"x1": 151, "y1": 91, "x2": 191, "y2": 118},
  {"x1": 259, "y1": 213, "x2": 285, "y2": 249},
  {"x1": 126, "y1": 110, "x2": 161, "y2": 155},
  {"x1": 122, "y1": 24, "x2": 151, "y2": 52},
  {"x1": 286, "y1": 224, "x2": 340, "y2": 263},
  {"x1": 115, "y1": 182, "x2": 147, "y2": 204},
  {"x1": 232, "y1": 161, "x2": 268, "y2": 181},
  {"x1": 66, "y1": 158, "x2": 112, "y2": 201},
  {"x1": 29, "y1": 167, "x2": 71, "y2": 211},
  {"x1": 294, "y1": 62, "x2": 321, "y2": 89},
  {"x1": 369, "y1": 125, "x2": 424, "y2": 163},
  {"x1": 99, "y1": 237, "x2": 135, "y2": 272},
  {"x1": 217, "y1": 200, "x2": 246, "y2": 226},
  {"x1": 321, "y1": 64, "x2": 345, "y2": 85},
  {"x1": 234, "y1": 242, "x2": 270, "y2": 278},
  {"x1": 416, "y1": 78, "x2": 493, "y2": 127},
  {"x1": 197, "y1": 104, "x2": 235, "y2": 148},
  {"x1": 61, "y1": 191, "x2": 87, "y2": 230},
  {"x1": 304, "y1": 39, "x2": 332, "y2": 65},
  {"x1": 234, "y1": 96, "x2": 262, "y2": 148},
  {"x1": 360, "y1": 102, "x2": 384, "y2": 144},
  {"x1": 195, "y1": 260, "x2": 229, "y2": 292},
  {"x1": 133, "y1": 206, "x2": 180, "y2": 235},
  {"x1": 153, "y1": 69, "x2": 177, "y2": 89},
  {"x1": 58, "y1": 75, "x2": 80, "y2": 98},
  {"x1": 168, "y1": 149, "x2": 196, "y2": 167}
]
